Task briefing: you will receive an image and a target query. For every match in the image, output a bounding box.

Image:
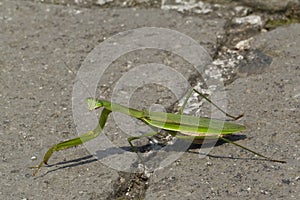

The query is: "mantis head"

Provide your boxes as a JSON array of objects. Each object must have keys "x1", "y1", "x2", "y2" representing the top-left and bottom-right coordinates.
[{"x1": 86, "y1": 98, "x2": 103, "y2": 110}]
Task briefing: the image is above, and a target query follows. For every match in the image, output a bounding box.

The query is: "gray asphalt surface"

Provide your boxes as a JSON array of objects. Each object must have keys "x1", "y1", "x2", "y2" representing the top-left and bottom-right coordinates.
[{"x1": 1, "y1": 0, "x2": 299, "y2": 199}]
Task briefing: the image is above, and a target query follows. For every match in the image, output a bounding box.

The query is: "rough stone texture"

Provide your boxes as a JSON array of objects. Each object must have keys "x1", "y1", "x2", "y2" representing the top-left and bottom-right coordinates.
[
  {"x1": 239, "y1": 0, "x2": 300, "y2": 12},
  {"x1": 1, "y1": 0, "x2": 299, "y2": 200}
]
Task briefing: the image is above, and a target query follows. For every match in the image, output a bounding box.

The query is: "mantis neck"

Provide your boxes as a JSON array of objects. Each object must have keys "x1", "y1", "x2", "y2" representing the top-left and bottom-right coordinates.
[{"x1": 100, "y1": 100, "x2": 146, "y2": 119}]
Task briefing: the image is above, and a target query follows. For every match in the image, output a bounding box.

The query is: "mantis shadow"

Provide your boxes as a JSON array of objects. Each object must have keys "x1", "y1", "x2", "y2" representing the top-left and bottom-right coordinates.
[
  {"x1": 187, "y1": 134, "x2": 246, "y2": 149},
  {"x1": 35, "y1": 155, "x2": 97, "y2": 178},
  {"x1": 36, "y1": 134, "x2": 266, "y2": 177}
]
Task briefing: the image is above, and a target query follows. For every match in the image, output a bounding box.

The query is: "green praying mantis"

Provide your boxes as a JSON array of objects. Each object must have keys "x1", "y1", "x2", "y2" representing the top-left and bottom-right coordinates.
[{"x1": 32, "y1": 88, "x2": 286, "y2": 176}]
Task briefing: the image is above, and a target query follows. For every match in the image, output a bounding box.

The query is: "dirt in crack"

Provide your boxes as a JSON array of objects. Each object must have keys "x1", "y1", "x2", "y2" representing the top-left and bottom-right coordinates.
[{"x1": 109, "y1": 172, "x2": 150, "y2": 200}]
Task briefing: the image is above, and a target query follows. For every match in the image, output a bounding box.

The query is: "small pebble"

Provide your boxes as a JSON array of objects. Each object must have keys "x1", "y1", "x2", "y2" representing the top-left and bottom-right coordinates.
[
  {"x1": 31, "y1": 156, "x2": 37, "y2": 160},
  {"x1": 79, "y1": 191, "x2": 84, "y2": 195},
  {"x1": 282, "y1": 178, "x2": 291, "y2": 184}
]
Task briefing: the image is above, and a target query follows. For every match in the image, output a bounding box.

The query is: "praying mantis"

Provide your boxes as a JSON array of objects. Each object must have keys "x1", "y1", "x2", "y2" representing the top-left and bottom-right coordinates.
[{"x1": 32, "y1": 88, "x2": 286, "y2": 176}]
